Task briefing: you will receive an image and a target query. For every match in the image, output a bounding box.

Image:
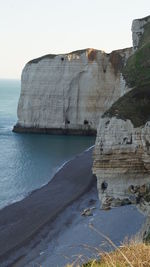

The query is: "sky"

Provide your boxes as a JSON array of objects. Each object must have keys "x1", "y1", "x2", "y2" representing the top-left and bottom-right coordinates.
[{"x1": 0, "y1": 0, "x2": 150, "y2": 79}]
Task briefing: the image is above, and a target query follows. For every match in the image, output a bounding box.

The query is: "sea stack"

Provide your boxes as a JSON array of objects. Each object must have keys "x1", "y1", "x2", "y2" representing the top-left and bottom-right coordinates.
[{"x1": 13, "y1": 48, "x2": 131, "y2": 135}]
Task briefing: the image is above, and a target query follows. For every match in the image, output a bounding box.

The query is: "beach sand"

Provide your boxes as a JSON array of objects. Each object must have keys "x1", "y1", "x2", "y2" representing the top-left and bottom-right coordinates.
[
  {"x1": 0, "y1": 148, "x2": 145, "y2": 267},
  {"x1": 0, "y1": 148, "x2": 94, "y2": 266},
  {"x1": 22, "y1": 187, "x2": 145, "y2": 267}
]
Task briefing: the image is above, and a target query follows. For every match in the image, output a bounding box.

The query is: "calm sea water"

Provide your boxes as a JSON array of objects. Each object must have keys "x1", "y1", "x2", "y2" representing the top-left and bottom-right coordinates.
[{"x1": 0, "y1": 80, "x2": 95, "y2": 209}]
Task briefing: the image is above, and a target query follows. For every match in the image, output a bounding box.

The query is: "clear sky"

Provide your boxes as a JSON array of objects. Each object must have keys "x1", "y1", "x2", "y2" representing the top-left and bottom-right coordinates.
[{"x1": 0, "y1": 0, "x2": 150, "y2": 79}]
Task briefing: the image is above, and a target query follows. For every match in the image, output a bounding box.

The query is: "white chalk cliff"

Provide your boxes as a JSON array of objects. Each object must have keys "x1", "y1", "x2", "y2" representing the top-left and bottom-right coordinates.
[
  {"x1": 93, "y1": 15, "x2": 150, "y2": 210},
  {"x1": 14, "y1": 14, "x2": 150, "y2": 241},
  {"x1": 93, "y1": 118, "x2": 150, "y2": 209},
  {"x1": 14, "y1": 48, "x2": 131, "y2": 134}
]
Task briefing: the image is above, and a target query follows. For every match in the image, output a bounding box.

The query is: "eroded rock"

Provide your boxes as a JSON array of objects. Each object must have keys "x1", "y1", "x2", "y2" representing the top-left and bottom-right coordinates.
[
  {"x1": 81, "y1": 207, "x2": 96, "y2": 216},
  {"x1": 93, "y1": 117, "x2": 150, "y2": 209},
  {"x1": 14, "y1": 48, "x2": 131, "y2": 134}
]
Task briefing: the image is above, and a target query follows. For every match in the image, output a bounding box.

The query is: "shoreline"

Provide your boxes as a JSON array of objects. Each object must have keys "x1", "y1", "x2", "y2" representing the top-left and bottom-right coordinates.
[
  {"x1": 0, "y1": 146, "x2": 146, "y2": 267},
  {"x1": 15, "y1": 183, "x2": 145, "y2": 267},
  {"x1": 0, "y1": 148, "x2": 95, "y2": 266},
  {"x1": 13, "y1": 125, "x2": 96, "y2": 136}
]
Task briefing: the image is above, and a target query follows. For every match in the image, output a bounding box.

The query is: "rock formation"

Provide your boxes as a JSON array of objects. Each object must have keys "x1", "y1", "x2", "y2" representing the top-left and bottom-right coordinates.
[
  {"x1": 132, "y1": 15, "x2": 150, "y2": 50},
  {"x1": 93, "y1": 117, "x2": 150, "y2": 209},
  {"x1": 13, "y1": 48, "x2": 131, "y2": 135},
  {"x1": 14, "y1": 13, "x2": 150, "y2": 219},
  {"x1": 93, "y1": 15, "x2": 150, "y2": 210}
]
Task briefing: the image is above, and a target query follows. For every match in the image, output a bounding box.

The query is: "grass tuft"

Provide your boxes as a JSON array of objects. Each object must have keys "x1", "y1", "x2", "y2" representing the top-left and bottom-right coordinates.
[{"x1": 66, "y1": 241, "x2": 150, "y2": 267}]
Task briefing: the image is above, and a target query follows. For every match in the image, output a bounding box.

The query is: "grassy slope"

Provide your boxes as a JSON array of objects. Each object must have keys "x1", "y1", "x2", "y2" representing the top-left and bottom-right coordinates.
[
  {"x1": 82, "y1": 242, "x2": 150, "y2": 267},
  {"x1": 103, "y1": 83, "x2": 150, "y2": 127},
  {"x1": 66, "y1": 242, "x2": 150, "y2": 267},
  {"x1": 103, "y1": 21, "x2": 150, "y2": 127}
]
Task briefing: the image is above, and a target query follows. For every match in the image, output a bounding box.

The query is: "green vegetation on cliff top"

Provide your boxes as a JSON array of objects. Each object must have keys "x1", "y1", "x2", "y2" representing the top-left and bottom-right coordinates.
[
  {"x1": 123, "y1": 42, "x2": 150, "y2": 87},
  {"x1": 103, "y1": 83, "x2": 150, "y2": 127},
  {"x1": 103, "y1": 21, "x2": 150, "y2": 127}
]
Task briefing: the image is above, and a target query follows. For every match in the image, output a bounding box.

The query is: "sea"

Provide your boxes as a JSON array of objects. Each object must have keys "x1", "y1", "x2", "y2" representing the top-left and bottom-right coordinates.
[{"x1": 0, "y1": 79, "x2": 95, "y2": 210}]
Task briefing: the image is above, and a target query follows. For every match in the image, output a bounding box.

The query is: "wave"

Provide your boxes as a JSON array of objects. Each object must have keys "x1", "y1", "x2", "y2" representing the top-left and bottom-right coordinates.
[
  {"x1": 85, "y1": 144, "x2": 95, "y2": 151},
  {"x1": 0, "y1": 192, "x2": 29, "y2": 210},
  {"x1": 0, "y1": 126, "x2": 14, "y2": 136}
]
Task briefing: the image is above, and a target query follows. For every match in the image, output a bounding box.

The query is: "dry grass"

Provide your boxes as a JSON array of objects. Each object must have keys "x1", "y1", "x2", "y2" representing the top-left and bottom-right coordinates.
[
  {"x1": 66, "y1": 240, "x2": 150, "y2": 267},
  {"x1": 97, "y1": 241, "x2": 150, "y2": 267}
]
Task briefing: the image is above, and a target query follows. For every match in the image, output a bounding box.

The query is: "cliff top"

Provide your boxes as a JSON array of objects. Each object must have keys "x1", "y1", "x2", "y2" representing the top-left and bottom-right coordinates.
[
  {"x1": 103, "y1": 83, "x2": 150, "y2": 127},
  {"x1": 27, "y1": 47, "x2": 132, "y2": 65},
  {"x1": 103, "y1": 14, "x2": 150, "y2": 127},
  {"x1": 133, "y1": 14, "x2": 150, "y2": 22},
  {"x1": 27, "y1": 48, "x2": 95, "y2": 64}
]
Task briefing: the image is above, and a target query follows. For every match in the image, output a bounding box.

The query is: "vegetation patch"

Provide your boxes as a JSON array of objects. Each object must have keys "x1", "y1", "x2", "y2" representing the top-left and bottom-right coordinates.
[
  {"x1": 103, "y1": 20, "x2": 150, "y2": 127},
  {"x1": 123, "y1": 42, "x2": 150, "y2": 87},
  {"x1": 138, "y1": 20, "x2": 150, "y2": 48},
  {"x1": 123, "y1": 19, "x2": 150, "y2": 88},
  {"x1": 103, "y1": 83, "x2": 150, "y2": 127},
  {"x1": 67, "y1": 242, "x2": 150, "y2": 267}
]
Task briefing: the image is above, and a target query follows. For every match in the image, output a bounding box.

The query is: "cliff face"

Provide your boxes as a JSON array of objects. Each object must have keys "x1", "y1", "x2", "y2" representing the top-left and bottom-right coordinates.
[
  {"x1": 93, "y1": 117, "x2": 150, "y2": 209},
  {"x1": 93, "y1": 15, "x2": 150, "y2": 210},
  {"x1": 14, "y1": 48, "x2": 131, "y2": 134},
  {"x1": 132, "y1": 15, "x2": 150, "y2": 50}
]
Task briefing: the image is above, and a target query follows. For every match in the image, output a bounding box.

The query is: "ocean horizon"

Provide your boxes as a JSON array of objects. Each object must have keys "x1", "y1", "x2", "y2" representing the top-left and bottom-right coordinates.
[{"x1": 0, "y1": 79, "x2": 95, "y2": 209}]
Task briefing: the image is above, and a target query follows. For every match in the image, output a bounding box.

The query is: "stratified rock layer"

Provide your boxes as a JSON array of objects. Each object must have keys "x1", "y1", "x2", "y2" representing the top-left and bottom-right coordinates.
[
  {"x1": 93, "y1": 15, "x2": 150, "y2": 210},
  {"x1": 93, "y1": 117, "x2": 150, "y2": 209},
  {"x1": 14, "y1": 48, "x2": 131, "y2": 134}
]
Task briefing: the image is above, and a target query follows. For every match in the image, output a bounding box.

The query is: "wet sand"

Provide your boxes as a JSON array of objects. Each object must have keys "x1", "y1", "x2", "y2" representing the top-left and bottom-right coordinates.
[
  {"x1": 16, "y1": 185, "x2": 145, "y2": 267},
  {"x1": 0, "y1": 147, "x2": 146, "y2": 267},
  {"x1": 0, "y1": 148, "x2": 94, "y2": 266}
]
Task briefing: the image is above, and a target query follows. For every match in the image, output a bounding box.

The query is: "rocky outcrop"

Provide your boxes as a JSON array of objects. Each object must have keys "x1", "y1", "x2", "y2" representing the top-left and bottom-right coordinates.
[
  {"x1": 13, "y1": 48, "x2": 131, "y2": 135},
  {"x1": 93, "y1": 118, "x2": 150, "y2": 209},
  {"x1": 93, "y1": 15, "x2": 150, "y2": 211},
  {"x1": 132, "y1": 15, "x2": 150, "y2": 50}
]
